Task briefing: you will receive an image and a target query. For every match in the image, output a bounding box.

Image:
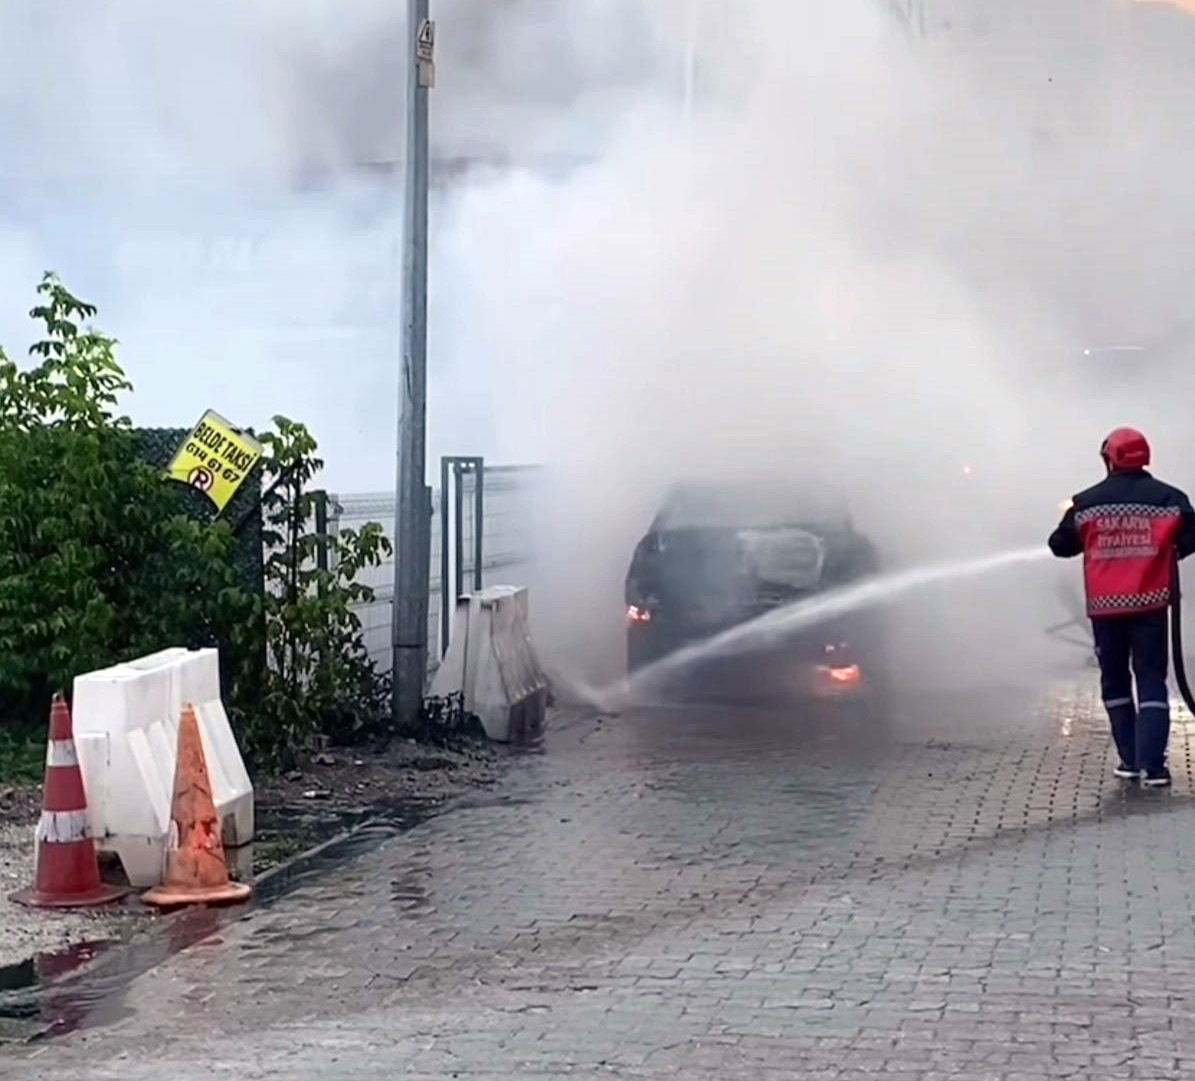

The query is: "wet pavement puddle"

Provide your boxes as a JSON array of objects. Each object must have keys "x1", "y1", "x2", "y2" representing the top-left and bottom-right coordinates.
[{"x1": 0, "y1": 797, "x2": 442, "y2": 1045}]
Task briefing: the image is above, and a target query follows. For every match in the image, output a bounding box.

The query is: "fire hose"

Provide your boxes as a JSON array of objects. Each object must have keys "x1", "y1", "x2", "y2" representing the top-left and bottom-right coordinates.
[
  {"x1": 1171, "y1": 556, "x2": 1195, "y2": 716},
  {"x1": 1047, "y1": 557, "x2": 1195, "y2": 714}
]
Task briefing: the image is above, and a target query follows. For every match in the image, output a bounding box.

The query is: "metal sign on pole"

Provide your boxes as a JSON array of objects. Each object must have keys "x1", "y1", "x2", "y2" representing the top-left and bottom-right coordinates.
[
  {"x1": 417, "y1": 18, "x2": 437, "y2": 77},
  {"x1": 392, "y1": 0, "x2": 434, "y2": 728}
]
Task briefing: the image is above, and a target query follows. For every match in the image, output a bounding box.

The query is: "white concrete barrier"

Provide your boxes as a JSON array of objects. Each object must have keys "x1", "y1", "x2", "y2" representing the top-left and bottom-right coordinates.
[
  {"x1": 71, "y1": 647, "x2": 254, "y2": 888},
  {"x1": 430, "y1": 585, "x2": 549, "y2": 742}
]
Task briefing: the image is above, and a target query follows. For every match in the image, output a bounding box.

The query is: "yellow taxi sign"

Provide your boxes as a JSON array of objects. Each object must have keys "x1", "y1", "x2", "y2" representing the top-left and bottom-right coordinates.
[{"x1": 167, "y1": 410, "x2": 263, "y2": 513}]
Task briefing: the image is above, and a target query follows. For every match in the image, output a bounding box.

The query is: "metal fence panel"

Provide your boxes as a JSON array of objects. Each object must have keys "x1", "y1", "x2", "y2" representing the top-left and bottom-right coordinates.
[
  {"x1": 460, "y1": 465, "x2": 540, "y2": 585},
  {"x1": 327, "y1": 464, "x2": 542, "y2": 676}
]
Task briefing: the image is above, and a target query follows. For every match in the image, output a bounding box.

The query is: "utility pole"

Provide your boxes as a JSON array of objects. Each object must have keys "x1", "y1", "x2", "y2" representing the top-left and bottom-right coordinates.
[
  {"x1": 683, "y1": 0, "x2": 701, "y2": 120},
  {"x1": 392, "y1": 0, "x2": 434, "y2": 728}
]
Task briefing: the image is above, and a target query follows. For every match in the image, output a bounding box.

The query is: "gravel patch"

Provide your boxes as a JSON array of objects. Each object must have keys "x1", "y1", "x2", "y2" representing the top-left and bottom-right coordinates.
[
  {"x1": 0, "y1": 736, "x2": 506, "y2": 973},
  {"x1": 259, "y1": 738, "x2": 503, "y2": 811},
  {"x1": 0, "y1": 823, "x2": 145, "y2": 972}
]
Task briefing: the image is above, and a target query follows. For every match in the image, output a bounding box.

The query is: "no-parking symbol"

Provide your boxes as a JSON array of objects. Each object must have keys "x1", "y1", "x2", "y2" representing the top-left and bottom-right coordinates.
[{"x1": 187, "y1": 466, "x2": 214, "y2": 493}]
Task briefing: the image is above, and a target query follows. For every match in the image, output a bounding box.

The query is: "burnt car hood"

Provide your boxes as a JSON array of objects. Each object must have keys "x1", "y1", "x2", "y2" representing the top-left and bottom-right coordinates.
[
  {"x1": 628, "y1": 525, "x2": 837, "y2": 628},
  {"x1": 736, "y1": 526, "x2": 827, "y2": 592}
]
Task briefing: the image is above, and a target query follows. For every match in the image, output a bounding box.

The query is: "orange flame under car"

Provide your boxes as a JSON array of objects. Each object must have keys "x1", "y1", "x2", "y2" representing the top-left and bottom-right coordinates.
[{"x1": 820, "y1": 663, "x2": 861, "y2": 684}]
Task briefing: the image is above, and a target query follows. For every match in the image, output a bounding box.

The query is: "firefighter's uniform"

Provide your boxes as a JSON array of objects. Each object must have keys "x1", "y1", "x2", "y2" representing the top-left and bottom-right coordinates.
[{"x1": 1049, "y1": 428, "x2": 1195, "y2": 786}]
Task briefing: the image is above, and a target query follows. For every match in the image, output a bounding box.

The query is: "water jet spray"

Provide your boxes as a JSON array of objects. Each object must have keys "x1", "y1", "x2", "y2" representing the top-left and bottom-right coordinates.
[{"x1": 577, "y1": 545, "x2": 1054, "y2": 713}]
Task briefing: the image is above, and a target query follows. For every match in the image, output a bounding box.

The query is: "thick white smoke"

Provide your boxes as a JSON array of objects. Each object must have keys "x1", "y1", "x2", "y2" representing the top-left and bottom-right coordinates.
[
  {"x1": 0, "y1": 0, "x2": 651, "y2": 485},
  {"x1": 438, "y1": 1, "x2": 1195, "y2": 691},
  {"x1": 4, "y1": 1, "x2": 1195, "y2": 695}
]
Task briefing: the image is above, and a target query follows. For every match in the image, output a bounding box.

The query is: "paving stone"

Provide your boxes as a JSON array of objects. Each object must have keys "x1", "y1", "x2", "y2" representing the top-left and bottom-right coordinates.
[{"x1": 8, "y1": 681, "x2": 1195, "y2": 1079}]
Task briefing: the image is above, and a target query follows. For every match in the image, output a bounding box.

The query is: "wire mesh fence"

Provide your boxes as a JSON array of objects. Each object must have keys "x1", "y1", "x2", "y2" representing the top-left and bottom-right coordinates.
[{"x1": 325, "y1": 464, "x2": 542, "y2": 675}]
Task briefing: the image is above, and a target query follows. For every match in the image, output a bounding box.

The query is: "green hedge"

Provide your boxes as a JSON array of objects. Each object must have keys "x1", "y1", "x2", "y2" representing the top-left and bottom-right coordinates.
[{"x1": 0, "y1": 274, "x2": 393, "y2": 772}]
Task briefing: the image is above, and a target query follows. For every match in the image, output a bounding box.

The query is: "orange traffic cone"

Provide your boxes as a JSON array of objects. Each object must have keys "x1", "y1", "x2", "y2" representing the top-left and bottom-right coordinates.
[
  {"x1": 10, "y1": 693, "x2": 128, "y2": 908},
  {"x1": 142, "y1": 704, "x2": 251, "y2": 909}
]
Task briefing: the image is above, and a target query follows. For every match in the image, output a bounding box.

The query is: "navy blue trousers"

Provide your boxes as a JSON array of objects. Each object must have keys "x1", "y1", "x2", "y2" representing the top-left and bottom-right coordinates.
[{"x1": 1091, "y1": 610, "x2": 1171, "y2": 773}]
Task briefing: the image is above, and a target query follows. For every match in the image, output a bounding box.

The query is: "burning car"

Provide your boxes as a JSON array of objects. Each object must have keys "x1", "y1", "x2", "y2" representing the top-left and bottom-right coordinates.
[{"x1": 624, "y1": 482, "x2": 885, "y2": 699}]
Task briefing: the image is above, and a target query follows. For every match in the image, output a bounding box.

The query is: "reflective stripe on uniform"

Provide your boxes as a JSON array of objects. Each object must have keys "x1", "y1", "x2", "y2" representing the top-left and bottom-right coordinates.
[
  {"x1": 1140, "y1": 701, "x2": 1170, "y2": 710},
  {"x1": 1104, "y1": 697, "x2": 1133, "y2": 709},
  {"x1": 1075, "y1": 503, "x2": 1181, "y2": 524},
  {"x1": 1088, "y1": 589, "x2": 1171, "y2": 614}
]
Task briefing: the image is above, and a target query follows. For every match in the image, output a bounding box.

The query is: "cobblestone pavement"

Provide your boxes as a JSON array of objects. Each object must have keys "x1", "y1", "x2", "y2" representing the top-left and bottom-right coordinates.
[{"x1": 9, "y1": 675, "x2": 1195, "y2": 1080}]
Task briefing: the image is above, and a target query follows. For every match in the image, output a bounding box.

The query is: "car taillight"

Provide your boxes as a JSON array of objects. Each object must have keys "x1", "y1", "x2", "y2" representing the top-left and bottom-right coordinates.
[
  {"x1": 817, "y1": 662, "x2": 861, "y2": 683},
  {"x1": 626, "y1": 605, "x2": 652, "y2": 624}
]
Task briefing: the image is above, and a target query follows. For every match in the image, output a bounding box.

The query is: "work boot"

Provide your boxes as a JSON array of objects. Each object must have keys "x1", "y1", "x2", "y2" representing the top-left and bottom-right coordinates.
[
  {"x1": 1142, "y1": 767, "x2": 1172, "y2": 788},
  {"x1": 1113, "y1": 762, "x2": 1141, "y2": 780}
]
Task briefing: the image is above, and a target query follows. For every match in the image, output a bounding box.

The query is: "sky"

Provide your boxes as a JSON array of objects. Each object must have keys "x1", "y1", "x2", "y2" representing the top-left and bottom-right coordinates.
[
  {"x1": 0, "y1": 0, "x2": 657, "y2": 489},
  {"x1": 2, "y1": 1, "x2": 1194, "y2": 486}
]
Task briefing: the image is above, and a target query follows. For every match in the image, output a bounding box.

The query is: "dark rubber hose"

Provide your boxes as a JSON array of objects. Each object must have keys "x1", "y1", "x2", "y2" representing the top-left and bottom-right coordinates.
[{"x1": 1170, "y1": 557, "x2": 1195, "y2": 716}]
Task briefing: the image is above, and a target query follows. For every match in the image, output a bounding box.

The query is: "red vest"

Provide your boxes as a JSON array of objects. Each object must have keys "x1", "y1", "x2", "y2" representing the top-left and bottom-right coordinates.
[{"x1": 1075, "y1": 503, "x2": 1180, "y2": 616}]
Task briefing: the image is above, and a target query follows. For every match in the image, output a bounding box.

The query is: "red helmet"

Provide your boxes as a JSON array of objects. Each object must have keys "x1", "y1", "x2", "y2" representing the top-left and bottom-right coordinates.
[{"x1": 1100, "y1": 427, "x2": 1151, "y2": 471}]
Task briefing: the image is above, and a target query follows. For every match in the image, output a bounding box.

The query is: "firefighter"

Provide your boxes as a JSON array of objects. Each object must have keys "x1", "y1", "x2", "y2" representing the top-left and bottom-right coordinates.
[{"x1": 1049, "y1": 428, "x2": 1195, "y2": 786}]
